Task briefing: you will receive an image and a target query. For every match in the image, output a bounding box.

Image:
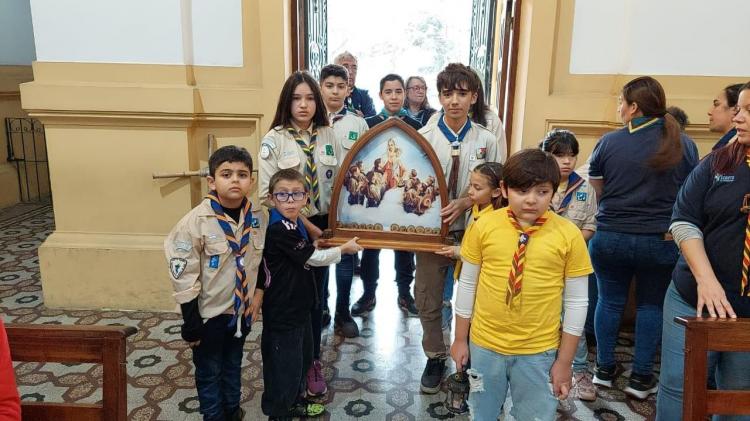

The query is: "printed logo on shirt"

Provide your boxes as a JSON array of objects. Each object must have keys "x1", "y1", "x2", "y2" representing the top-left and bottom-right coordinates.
[
  {"x1": 208, "y1": 255, "x2": 220, "y2": 269},
  {"x1": 476, "y1": 147, "x2": 487, "y2": 160},
  {"x1": 576, "y1": 192, "x2": 587, "y2": 201},
  {"x1": 714, "y1": 174, "x2": 735, "y2": 183},
  {"x1": 281, "y1": 220, "x2": 297, "y2": 231},
  {"x1": 348, "y1": 131, "x2": 358, "y2": 141}
]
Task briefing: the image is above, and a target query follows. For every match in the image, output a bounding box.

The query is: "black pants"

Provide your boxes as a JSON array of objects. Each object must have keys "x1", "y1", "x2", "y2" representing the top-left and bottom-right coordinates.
[
  {"x1": 261, "y1": 319, "x2": 313, "y2": 417},
  {"x1": 307, "y1": 214, "x2": 328, "y2": 359}
]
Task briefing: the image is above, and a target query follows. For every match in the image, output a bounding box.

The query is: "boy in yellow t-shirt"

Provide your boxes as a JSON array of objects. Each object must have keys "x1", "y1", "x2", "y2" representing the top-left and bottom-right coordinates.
[{"x1": 450, "y1": 149, "x2": 593, "y2": 421}]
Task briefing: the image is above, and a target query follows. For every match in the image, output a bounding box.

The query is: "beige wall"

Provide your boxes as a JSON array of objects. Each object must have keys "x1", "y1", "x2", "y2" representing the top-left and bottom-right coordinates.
[
  {"x1": 510, "y1": 0, "x2": 748, "y2": 161},
  {"x1": 0, "y1": 65, "x2": 34, "y2": 208},
  {"x1": 23, "y1": 0, "x2": 292, "y2": 311}
]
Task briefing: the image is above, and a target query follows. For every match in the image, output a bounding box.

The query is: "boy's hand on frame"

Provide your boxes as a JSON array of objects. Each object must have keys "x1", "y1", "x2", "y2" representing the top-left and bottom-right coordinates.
[
  {"x1": 550, "y1": 359, "x2": 572, "y2": 400},
  {"x1": 340, "y1": 237, "x2": 363, "y2": 255}
]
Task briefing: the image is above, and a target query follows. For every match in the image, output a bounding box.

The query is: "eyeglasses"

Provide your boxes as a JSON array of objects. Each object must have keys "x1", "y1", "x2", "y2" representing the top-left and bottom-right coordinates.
[
  {"x1": 273, "y1": 191, "x2": 306, "y2": 202},
  {"x1": 407, "y1": 86, "x2": 427, "y2": 92}
]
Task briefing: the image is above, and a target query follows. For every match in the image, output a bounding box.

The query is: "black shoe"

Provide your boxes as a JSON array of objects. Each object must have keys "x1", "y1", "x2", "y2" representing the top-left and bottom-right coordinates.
[
  {"x1": 592, "y1": 365, "x2": 617, "y2": 388},
  {"x1": 420, "y1": 357, "x2": 446, "y2": 394},
  {"x1": 334, "y1": 312, "x2": 360, "y2": 338},
  {"x1": 351, "y1": 295, "x2": 376, "y2": 316},
  {"x1": 397, "y1": 294, "x2": 419, "y2": 317},
  {"x1": 226, "y1": 407, "x2": 245, "y2": 421},
  {"x1": 624, "y1": 372, "x2": 658, "y2": 400},
  {"x1": 321, "y1": 307, "x2": 331, "y2": 327}
]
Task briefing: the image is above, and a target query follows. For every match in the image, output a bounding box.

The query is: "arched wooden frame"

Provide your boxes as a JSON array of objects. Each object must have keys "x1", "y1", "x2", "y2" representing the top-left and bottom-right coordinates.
[{"x1": 322, "y1": 118, "x2": 450, "y2": 252}]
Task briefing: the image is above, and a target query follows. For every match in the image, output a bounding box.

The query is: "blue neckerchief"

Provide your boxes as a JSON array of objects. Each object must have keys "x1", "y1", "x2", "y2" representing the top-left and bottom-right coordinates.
[
  {"x1": 437, "y1": 114, "x2": 472, "y2": 148},
  {"x1": 379, "y1": 107, "x2": 409, "y2": 119},
  {"x1": 556, "y1": 172, "x2": 585, "y2": 214},
  {"x1": 712, "y1": 128, "x2": 738, "y2": 150},
  {"x1": 269, "y1": 208, "x2": 309, "y2": 241},
  {"x1": 628, "y1": 116, "x2": 663, "y2": 134}
]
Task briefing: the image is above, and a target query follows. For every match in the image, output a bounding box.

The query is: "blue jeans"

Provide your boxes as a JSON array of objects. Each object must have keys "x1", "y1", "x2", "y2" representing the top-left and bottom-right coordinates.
[
  {"x1": 442, "y1": 264, "x2": 455, "y2": 330},
  {"x1": 467, "y1": 341, "x2": 558, "y2": 421},
  {"x1": 359, "y1": 249, "x2": 415, "y2": 298},
  {"x1": 656, "y1": 283, "x2": 750, "y2": 421},
  {"x1": 590, "y1": 231, "x2": 677, "y2": 376},
  {"x1": 192, "y1": 314, "x2": 248, "y2": 421}
]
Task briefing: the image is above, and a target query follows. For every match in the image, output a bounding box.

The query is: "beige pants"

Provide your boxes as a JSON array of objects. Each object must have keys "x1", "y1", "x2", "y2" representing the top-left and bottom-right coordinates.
[{"x1": 414, "y1": 233, "x2": 462, "y2": 358}]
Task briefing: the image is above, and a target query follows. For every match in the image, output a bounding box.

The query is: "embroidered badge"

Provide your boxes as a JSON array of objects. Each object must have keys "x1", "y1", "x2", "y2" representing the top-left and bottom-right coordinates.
[
  {"x1": 476, "y1": 147, "x2": 487, "y2": 159},
  {"x1": 208, "y1": 255, "x2": 220, "y2": 269},
  {"x1": 348, "y1": 131, "x2": 358, "y2": 141},
  {"x1": 169, "y1": 258, "x2": 188, "y2": 279},
  {"x1": 576, "y1": 192, "x2": 587, "y2": 201},
  {"x1": 469, "y1": 154, "x2": 476, "y2": 161},
  {"x1": 251, "y1": 217, "x2": 260, "y2": 228},
  {"x1": 173, "y1": 240, "x2": 191, "y2": 253},
  {"x1": 260, "y1": 144, "x2": 271, "y2": 159},
  {"x1": 325, "y1": 144, "x2": 334, "y2": 156},
  {"x1": 326, "y1": 169, "x2": 333, "y2": 179}
]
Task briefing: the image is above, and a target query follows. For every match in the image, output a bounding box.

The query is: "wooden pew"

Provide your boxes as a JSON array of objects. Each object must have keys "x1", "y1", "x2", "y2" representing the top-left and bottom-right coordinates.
[
  {"x1": 6, "y1": 324, "x2": 137, "y2": 421},
  {"x1": 677, "y1": 317, "x2": 750, "y2": 420}
]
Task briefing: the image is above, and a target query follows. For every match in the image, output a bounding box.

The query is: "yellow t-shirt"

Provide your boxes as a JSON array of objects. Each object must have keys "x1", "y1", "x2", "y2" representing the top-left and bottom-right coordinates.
[{"x1": 460, "y1": 208, "x2": 593, "y2": 355}]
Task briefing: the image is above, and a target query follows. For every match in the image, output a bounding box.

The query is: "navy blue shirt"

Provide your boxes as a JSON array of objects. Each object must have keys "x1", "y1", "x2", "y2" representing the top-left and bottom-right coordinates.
[
  {"x1": 408, "y1": 107, "x2": 437, "y2": 127},
  {"x1": 589, "y1": 117, "x2": 699, "y2": 233},
  {"x1": 671, "y1": 152, "x2": 750, "y2": 317},
  {"x1": 345, "y1": 87, "x2": 376, "y2": 118},
  {"x1": 712, "y1": 128, "x2": 737, "y2": 150},
  {"x1": 365, "y1": 113, "x2": 423, "y2": 131}
]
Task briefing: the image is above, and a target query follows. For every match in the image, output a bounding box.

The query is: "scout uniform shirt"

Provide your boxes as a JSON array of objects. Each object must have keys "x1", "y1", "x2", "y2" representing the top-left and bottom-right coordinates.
[
  {"x1": 551, "y1": 172, "x2": 597, "y2": 232},
  {"x1": 419, "y1": 118, "x2": 499, "y2": 232},
  {"x1": 258, "y1": 123, "x2": 339, "y2": 216},
  {"x1": 164, "y1": 198, "x2": 267, "y2": 319},
  {"x1": 328, "y1": 107, "x2": 369, "y2": 161}
]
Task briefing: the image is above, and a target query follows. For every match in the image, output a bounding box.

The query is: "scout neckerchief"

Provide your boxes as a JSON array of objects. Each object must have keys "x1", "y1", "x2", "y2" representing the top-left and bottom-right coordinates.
[
  {"x1": 438, "y1": 113, "x2": 472, "y2": 199},
  {"x1": 378, "y1": 107, "x2": 410, "y2": 120},
  {"x1": 207, "y1": 191, "x2": 253, "y2": 337},
  {"x1": 506, "y1": 208, "x2": 548, "y2": 308},
  {"x1": 287, "y1": 126, "x2": 320, "y2": 211},
  {"x1": 627, "y1": 116, "x2": 662, "y2": 134},
  {"x1": 555, "y1": 171, "x2": 585, "y2": 215},
  {"x1": 741, "y1": 153, "x2": 750, "y2": 296},
  {"x1": 713, "y1": 128, "x2": 738, "y2": 151},
  {"x1": 329, "y1": 107, "x2": 347, "y2": 126}
]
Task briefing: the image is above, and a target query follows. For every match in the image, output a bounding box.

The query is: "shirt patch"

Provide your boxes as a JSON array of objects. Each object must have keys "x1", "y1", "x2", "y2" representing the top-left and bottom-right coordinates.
[
  {"x1": 576, "y1": 192, "x2": 587, "y2": 201},
  {"x1": 173, "y1": 240, "x2": 192, "y2": 253},
  {"x1": 260, "y1": 144, "x2": 271, "y2": 159},
  {"x1": 169, "y1": 258, "x2": 187, "y2": 279},
  {"x1": 326, "y1": 169, "x2": 333, "y2": 179},
  {"x1": 714, "y1": 174, "x2": 735, "y2": 183},
  {"x1": 251, "y1": 217, "x2": 260, "y2": 228},
  {"x1": 325, "y1": 144, "x2": 334, "y2": 156},
  {"x1": 476, "y1": 147, "x2": 487, "y2": 160},
  {"x1": 208, "y1": 255, "x2": 220, "y2": 269},
  {"x1": 469, "y1": 154, "x2": 476, "y2": 161},
  {"x1": 348, "y1": 131, "x2": 358, "y2": 141}
]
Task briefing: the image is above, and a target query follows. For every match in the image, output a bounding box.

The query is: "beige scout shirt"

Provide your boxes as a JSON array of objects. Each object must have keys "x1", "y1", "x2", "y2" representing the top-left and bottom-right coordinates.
[
  {"x1": 419, "y1": 120, "x2": 499, "y2": 232},
  {"x1": 164, "y1": 198, "x2": 267, "y2": 319},
  {"x1": 551, "y1": 177, "x2": 598, "y2": 232},
  {"x1": 329, "y1": 109, "x2": 369, "y2": 161},
  {"x1": 258, "y1": 124, "x2": 339, "y2": 216}
]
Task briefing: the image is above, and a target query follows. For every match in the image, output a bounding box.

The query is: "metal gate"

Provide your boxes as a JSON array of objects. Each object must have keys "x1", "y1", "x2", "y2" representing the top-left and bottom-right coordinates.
[{"x1": 4, "y1": 118, "x2": 50, "y2": 202}]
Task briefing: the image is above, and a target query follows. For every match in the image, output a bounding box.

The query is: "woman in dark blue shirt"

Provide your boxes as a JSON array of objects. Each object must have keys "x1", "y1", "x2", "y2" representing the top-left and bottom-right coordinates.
[
  {"x1": 588, "y1": 76, "x2": 699, "y2": 400},
  {"x1": 709, "y1": 83, "x2": 743, "y2": 150},
  {"x1": 404, "y1": 76, "x2": 436, "y2": 127},
  {"x1": 656, "y1": 81, "x2": 750, "y2": 420}
]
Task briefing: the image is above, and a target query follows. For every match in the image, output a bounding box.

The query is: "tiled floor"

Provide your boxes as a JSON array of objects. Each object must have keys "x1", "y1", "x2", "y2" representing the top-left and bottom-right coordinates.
[{"x1": 0, "y1": 202, "x2": 656, "y2": 420}]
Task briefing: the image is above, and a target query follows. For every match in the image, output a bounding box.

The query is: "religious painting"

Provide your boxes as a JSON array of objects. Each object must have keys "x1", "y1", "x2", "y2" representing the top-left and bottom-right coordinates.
[{"x1": 322, "y1": 118, "x2": 449, "y2": 252}]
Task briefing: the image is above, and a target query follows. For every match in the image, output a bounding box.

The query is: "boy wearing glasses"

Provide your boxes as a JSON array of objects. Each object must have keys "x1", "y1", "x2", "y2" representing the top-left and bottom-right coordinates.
[{"x1": 256, "y1": 168, "x2": 361, "y2": 420}]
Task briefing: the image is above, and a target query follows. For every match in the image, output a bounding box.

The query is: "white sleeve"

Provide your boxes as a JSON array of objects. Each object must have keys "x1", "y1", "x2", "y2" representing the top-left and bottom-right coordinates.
[
  {"x1": 306, "y1": 247, "x2": 342, "y2": 267},
  {"x1": 562, "y1": 275, "x2": 589, "y2": 336},
  {"x1": 454, "y1": 260, "x2": 480, "y2": 319}
]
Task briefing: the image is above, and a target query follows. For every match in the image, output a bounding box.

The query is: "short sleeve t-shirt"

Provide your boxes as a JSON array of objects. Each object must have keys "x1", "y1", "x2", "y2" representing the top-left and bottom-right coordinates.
[
  {"x1": 461, "y1": 209, "x2": 593, "y2": 354},
  {"x1": 588, "y1": 118, "x2": 698, "y2": 233},
  {"x1": 671, "y1": 152, "x2": 750, "y2": 317}
]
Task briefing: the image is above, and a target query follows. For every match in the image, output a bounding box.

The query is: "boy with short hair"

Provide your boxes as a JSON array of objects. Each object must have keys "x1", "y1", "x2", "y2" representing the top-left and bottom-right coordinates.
[
  {"x1": 318, "y1": 64, "x2": 369, "y2": 338},
  {"x1": 416, "y1": 63, "x2": 500, "y2": 393},
  {"x1": 357, "y1": 73, "x2": 422, "y2": 320},
  {"x1": 256, "y1": 168, "x2": 362, "y2": 421},
  {"x1": 450, "y1": 149, "x2": 593, "y2": 420},
  {"x1": 165, "y1": 145, "x2": 266, "y2": 421}
]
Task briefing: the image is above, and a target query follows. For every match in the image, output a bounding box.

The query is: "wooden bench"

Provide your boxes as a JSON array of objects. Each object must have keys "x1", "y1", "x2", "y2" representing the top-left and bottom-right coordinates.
[
  {"x1": 6, "y1": 324, "x2": 137, "y2": 421},
  {"x1": 677, "y1": 316, "x2": 750, "y2": 420}
]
